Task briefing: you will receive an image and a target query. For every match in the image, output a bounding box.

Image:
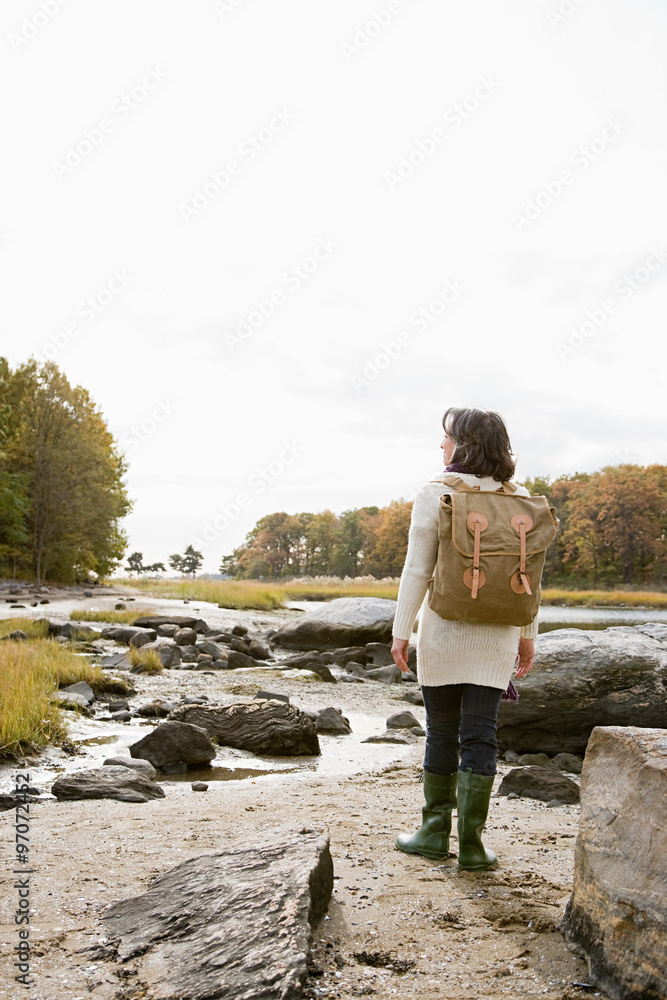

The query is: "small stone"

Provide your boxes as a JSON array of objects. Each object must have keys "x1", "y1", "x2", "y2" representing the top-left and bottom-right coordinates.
[
  {"x1": 110, "y1": 710, "x2": 132, "y2": 722},
  {"x1": 546, "y1": 799, "x2": 564, "y2": 808},
  {"x1": 115, "y1": 602, "x2": 126, "y2": 610},
  {"x1": 191, "y1": 781, "x2": 209, "y2": 792},
  {"x1": 507, "y1": 792, "x2": 520, "y2": 799}
]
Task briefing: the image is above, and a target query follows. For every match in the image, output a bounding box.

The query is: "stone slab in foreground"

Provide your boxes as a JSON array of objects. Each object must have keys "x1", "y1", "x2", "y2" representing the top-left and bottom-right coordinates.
[
  {"x1": 560, "y1": 726, "x2": 667, "y2": 1000},
  {"x1": 104, "y1": 826, "x2": 333, "y2": 1000}
]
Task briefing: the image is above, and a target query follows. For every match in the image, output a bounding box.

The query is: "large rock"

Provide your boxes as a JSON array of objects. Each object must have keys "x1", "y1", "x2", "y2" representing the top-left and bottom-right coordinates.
[
  {"x1": 497, "y1": 765, "x2": 580, "y2": 804},
  {"x1": 497, "y1": 625, "x2": 667, "y2": 755},
  {"x1": 272, "y1": 597, "x2": 397, "y2": 650},
  {"x1": 129, "y1": 721, "x2": 216, "y2": 769},
  {"x1": 103, "y1": 827, "x2": 333, "y2": 1000},
  {"x1": 560, "y1": 726, "x2": 667, "y2": 1000},
  {"x1": 51, "y1": 766, "x2": 165, "y2": 803},
  {"x1": 168, "y1": 700, "x2": 321, "y2": 756},
  {"x1": 133, "y1": 615, "x2": 202, "y2": 629},
  {"x1": 100, "y1": 625, "x2": 157, "y2": 647},
  {"x1": 141, "y1": 638, "x2": 181, "y2": 668}
]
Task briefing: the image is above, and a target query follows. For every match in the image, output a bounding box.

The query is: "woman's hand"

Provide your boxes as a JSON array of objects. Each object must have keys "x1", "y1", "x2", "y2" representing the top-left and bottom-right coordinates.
[
  {"x1": 515, "y1": 637, "x2": 535, "y2": 678},
  {"x1": 391, "y1": 638, "x2": 411, "y2": 673}
]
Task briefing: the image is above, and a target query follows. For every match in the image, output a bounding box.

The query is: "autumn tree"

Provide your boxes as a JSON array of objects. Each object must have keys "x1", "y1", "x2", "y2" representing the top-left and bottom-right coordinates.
[
  {"x1": 366, "y1": 499, "x2": 413, "y2": 576},
  {"x1": 0, "y1": 357, "x2": 132, "y2": 583},
  {"x1": 560, "y1": 465, "x2": 666, "y2": 585}
]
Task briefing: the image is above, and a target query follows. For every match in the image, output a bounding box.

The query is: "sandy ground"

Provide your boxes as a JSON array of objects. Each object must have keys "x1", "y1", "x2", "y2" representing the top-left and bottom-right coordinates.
[{"x1": 0, "y1": 583, "x2": 602, "y2": 1000}]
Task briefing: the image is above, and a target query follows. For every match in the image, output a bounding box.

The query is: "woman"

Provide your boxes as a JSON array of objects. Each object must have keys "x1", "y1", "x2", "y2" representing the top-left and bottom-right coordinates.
[{"x1": 391, "y1": 406, "x2": 537, "y2": 871}]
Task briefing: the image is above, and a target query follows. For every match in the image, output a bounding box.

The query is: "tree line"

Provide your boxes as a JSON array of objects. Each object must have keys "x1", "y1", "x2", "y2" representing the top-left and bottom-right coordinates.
[
  {"x1": 0, "y1": 358, "x2": 131, "y2": 584},
  {"x1": 2, "y1": 358, "x2": 665, "y2": 588},
  {"x1": 222, "y1": 466, "x2": 667, "y2": 587}
]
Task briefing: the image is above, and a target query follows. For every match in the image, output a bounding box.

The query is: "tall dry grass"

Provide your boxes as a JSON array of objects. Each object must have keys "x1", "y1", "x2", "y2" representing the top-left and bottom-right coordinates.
[{"x1": 0, "y1": 636, "x2": 133, "y2": 760}]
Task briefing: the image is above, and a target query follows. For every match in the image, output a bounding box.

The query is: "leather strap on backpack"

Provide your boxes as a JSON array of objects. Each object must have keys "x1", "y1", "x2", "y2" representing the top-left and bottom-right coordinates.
[{"x1": 431, "y1": 475, "x2": 517, "y2": 494}]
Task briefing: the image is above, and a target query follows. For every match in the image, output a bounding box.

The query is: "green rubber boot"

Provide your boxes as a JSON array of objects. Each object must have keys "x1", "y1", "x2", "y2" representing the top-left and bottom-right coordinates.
[
  {"x1": 456, "y1": 769, "x2": 499, "y2": 871},
  {"x1": 395, "y1": 771, "x2": 458, "y2": 860}
]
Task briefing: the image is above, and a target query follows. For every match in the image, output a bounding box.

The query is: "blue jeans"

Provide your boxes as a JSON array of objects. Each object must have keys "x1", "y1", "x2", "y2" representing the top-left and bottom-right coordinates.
[{"x1": 421, "y1": 683, "x2": 503, "y2": 776}]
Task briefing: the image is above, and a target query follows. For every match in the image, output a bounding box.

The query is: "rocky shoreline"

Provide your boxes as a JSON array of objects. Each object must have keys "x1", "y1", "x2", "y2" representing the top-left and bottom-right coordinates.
[{"x1": 0, "y1": 584, "x2": 637, "y2": 999}]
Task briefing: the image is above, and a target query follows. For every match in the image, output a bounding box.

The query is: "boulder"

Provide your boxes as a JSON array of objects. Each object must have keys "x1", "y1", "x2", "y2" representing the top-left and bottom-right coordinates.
[
  {"x1": 103, "y1": 756, "x2": 157, "y2": 779},
  {"x1": 141, "y1": 639, "x2": 181, "y2": 668},
  {"x1": 129, "y1": 721, "x2": 216, "y2": 769},
  {"x1": 545, "y1": 752, "x2": 583, "y2": 774},
  {"x1": 560, "y1": 726, "x2": 667, "y2": 1000},
  {"x1": 248, "y1": 639, "x2": 272, "y2": 660},
  {"x1": 225, "y1": 649, "x2": 262, "y2": 669},
  {"x1": 364, "y1": 642, "x2": 394, "y2": 666},
  {"x1": 103, "y1": 827, "x2": 333, "y2": 1000},
  {"x1": 133, "y1": 615, "x2": 205, "y2": 631},
  {"x1": 315, "y1": 707, "x2": 352, "y2": 735},
  {"x1": 362, "y1": 730, "x2": 417, "y2": 745},
  {"x1": 174, "y1": 627, "x2": 197, "y2": 646},
  {"x1": 516, "y1": 752, "x2": 551, "y2": 767},
  {"x1": 272, "y1": 597, "x2": 397, "y2": 650},
  {"x1": 402, "y1": 690, "x2": 424, "y2": 706},
  {"x1": 52, "y1": 690, "x2": 90, "y2": 710},
  {"x1": 254, "y1": 690, "x2": 290, "y2": 704},
  {"x1": 61, "y1": 680, "x2": 95, "y2": 704},
  {"x1": 156, "y1": 623, "x2": 179, "y2": 638},
  {"x1": 343, "y1": 661, "x2": 367, "y2": 679},
  {"x1": 231, "y1": 624, "x2": 249, "y2": 636},
  {"x1": 195, "y1": 639, "x2": 228, "y2": 661},
  {"x1": 167, "y1": 700, "x2": 321, "y2": 756},
  {"x1": 366, "y1": 664, "x2": 411, "y2": 684},
  {"x1": 497, "y1": 625, "x2": 667, "y2": 755},
  {"x1": 100, "y1": 625, "x2": 157, "y2": 647},
  {"x1": 386, "y1": 710, "x2": 421, "y2": 730},
  {"x1": 59, "y1": 621, "x2": 101, "y2": 640},
  {"x1": 497, "y1": 766, "x2": 580, "y2": 804},
  {"x1": 51, "y1": 766, "x2": 165, "y2": 803},
  {"x1": 331, "y1": 646, "x2": 368, "y2": 666}
]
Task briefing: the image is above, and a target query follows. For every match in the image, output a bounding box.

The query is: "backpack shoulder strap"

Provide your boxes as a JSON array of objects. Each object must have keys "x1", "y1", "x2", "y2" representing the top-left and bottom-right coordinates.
[
  {"x1": 495, "y1": 480, "x2": 518, "y2": 494},
  {"x1": 432, "y1": 474, "x2": 476, "y2": 492}
]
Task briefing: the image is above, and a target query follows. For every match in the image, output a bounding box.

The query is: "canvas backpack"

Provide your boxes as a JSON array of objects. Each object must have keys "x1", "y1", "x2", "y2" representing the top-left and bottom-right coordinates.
[{"x1": 427, "y1": 475, "x2": 560, "y2": 627}]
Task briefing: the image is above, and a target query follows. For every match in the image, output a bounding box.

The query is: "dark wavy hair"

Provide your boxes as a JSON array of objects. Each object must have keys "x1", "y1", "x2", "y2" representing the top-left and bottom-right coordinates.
[{"x1": 443, "y1": 406, "x2": 516, "y2": 482}]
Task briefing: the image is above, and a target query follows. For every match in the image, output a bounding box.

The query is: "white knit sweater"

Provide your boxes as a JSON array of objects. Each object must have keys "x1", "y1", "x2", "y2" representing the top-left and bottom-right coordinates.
[{"x1": 392, "y1": 470, "x2": 539, "y2": 690}]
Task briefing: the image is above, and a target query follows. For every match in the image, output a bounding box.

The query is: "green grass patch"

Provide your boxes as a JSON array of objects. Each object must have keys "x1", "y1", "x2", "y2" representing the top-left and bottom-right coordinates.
[
  {"x1": 70, "y1": 607, "x2": 156, "y2": 625},
  {"x1": 0, "y1": 637, "x2": 129, "y2": 760}
]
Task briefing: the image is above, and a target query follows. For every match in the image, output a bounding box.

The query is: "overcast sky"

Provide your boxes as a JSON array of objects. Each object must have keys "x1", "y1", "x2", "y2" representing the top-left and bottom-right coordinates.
[{"x1": 2, "y1": 0, "x2": 666, "y2": 573}]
